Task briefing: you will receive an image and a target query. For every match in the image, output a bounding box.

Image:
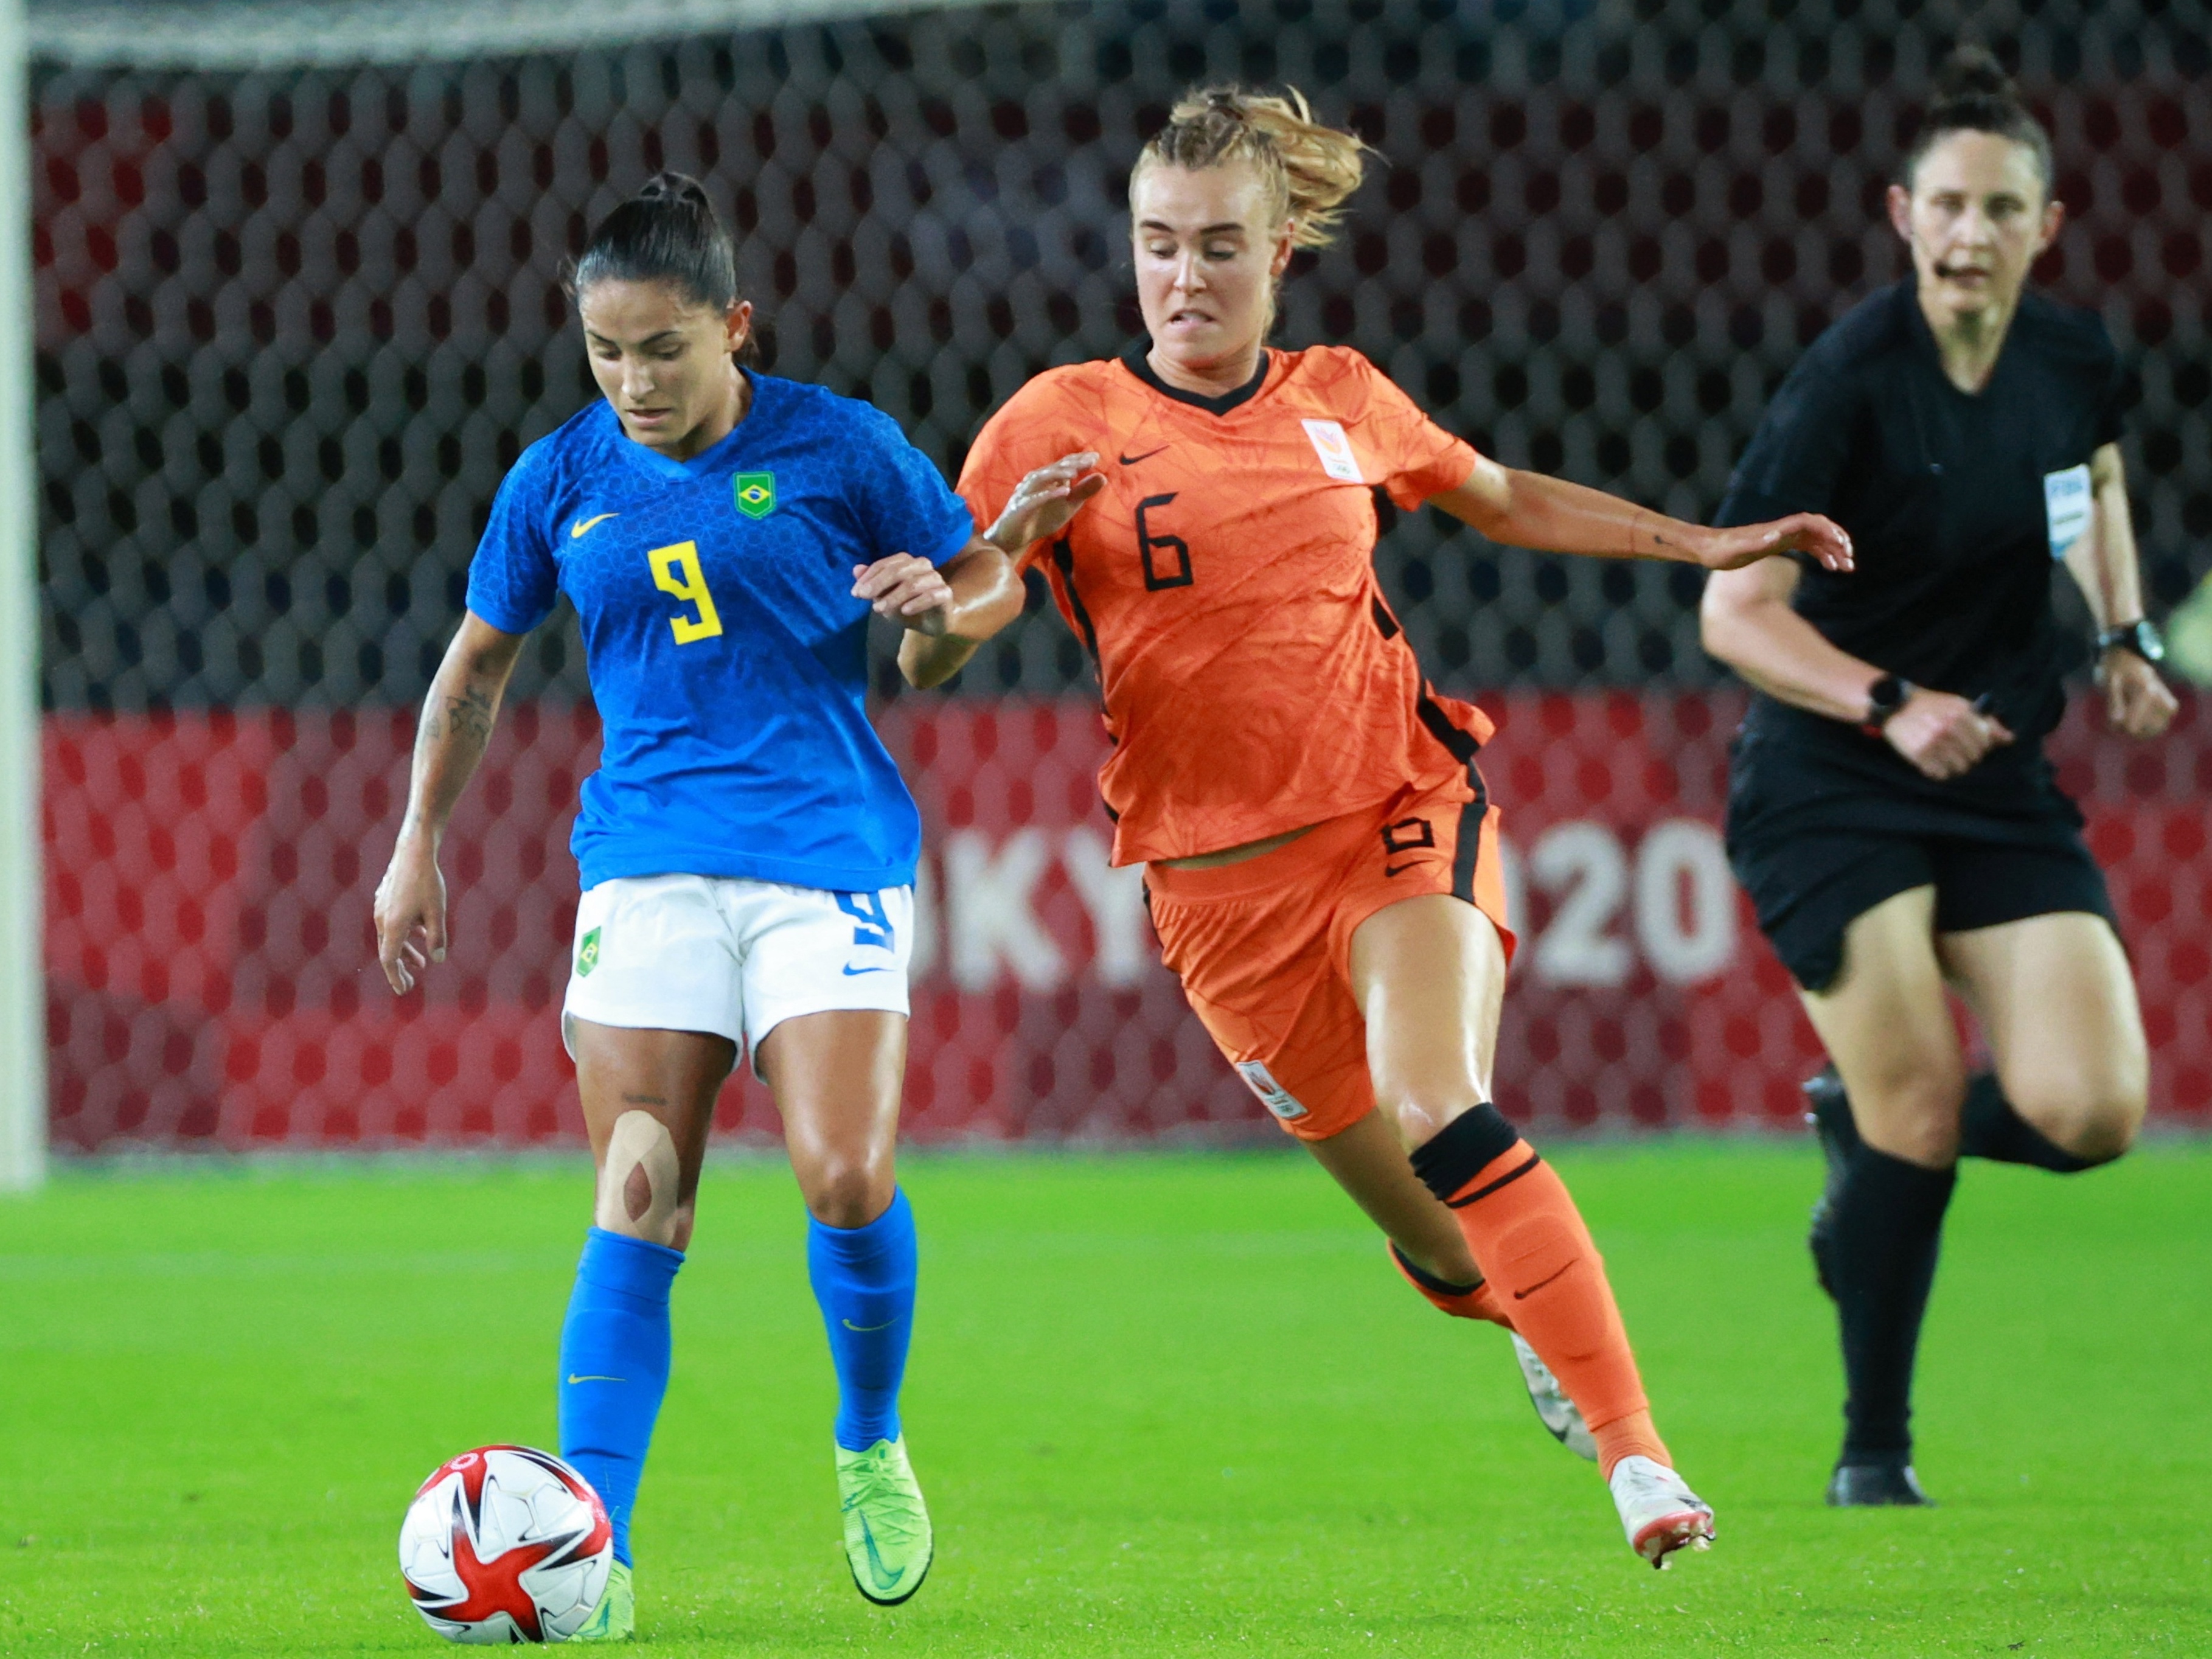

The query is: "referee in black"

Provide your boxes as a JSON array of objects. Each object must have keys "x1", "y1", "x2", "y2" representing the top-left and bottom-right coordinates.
[{"x1": 1701, "y1": 49, "x2": 2177, "y2": 1508}]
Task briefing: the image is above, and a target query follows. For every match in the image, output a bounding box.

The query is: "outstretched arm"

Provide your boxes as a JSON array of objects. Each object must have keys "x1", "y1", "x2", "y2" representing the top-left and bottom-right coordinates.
[
  {"x1": 1427, "y1": 454, "x2": 1854, "y2": 573},
  {"x1": 2065, "y1": 443, "x2": 2176, "y2": 739},
  {"x1": 373, "y1": 612, "x2": 527, "y2": 993}
]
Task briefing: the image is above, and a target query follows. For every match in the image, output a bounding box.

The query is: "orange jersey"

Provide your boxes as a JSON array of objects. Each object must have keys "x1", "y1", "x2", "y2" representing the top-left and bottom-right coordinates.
[{"x1": 958, "y1": 344, "x2": 1492, "y2": 864}]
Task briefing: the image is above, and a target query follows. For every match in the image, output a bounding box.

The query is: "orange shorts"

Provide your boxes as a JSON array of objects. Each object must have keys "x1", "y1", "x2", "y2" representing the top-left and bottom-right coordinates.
[{"x1": 1144, "y1": 768, "x2": 1515, "y2": 1142}]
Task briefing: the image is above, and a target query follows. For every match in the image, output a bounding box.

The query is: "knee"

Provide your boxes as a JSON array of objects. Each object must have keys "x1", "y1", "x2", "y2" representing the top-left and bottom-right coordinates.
[
  {"x1": 802, "y1": 1153, "x2": 894, "y2": 1229},
  {"x1": 2064, "y1": 1108, "x2": 2140, "y2": 1166},
  {"x1": 2017, "y1": 1080, "x2": 2145, "y2": 1166},
  {"x1": 596, "y1": 1110, "x2": 689, "y2": 1250},
  {"x1": 1366, "y1": 1030, "x2": 1490, "y2": 1150},
  {"x1": 1375, "y1": 1081, "x2": 1483, "y2": 1152},
  {"x1": 1851, "y1": 1070, "x2": 1968, "y2": 1169}
]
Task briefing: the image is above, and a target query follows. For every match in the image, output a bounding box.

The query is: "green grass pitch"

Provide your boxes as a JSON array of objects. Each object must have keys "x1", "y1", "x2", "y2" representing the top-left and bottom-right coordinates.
[{"x1": 2, "y1": 1141, "x2": 2208, "y2": 1656}]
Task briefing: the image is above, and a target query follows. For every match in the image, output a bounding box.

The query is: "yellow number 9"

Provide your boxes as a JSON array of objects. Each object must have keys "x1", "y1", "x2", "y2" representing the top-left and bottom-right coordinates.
[{"x1": 648, "y1": 540, "x2": 725, "y2": 644}]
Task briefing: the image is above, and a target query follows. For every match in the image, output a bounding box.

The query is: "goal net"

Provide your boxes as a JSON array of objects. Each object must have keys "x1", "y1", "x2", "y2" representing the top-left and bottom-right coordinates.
[{"x1": 31, "y1": 0, "x2": 2212, "y2": 1150}]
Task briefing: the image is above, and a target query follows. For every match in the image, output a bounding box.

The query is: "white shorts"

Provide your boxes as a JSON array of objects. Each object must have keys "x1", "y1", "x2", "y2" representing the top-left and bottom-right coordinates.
[{"x1": 561, "y1": 874, "x2": 914, "y2": 1076}]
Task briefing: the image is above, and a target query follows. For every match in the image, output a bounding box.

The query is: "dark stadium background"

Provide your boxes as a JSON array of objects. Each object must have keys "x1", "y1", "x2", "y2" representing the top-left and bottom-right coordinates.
[{"x1": 30, "y1": 0, "x2": 2212, "y2": 1150}]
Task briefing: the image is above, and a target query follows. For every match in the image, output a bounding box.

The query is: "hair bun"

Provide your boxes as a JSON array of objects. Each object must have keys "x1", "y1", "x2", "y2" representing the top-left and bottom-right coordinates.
[
  {"x1": 568, "y1": 172, "x2": 739, "y2": 312},
  {"x1": 1901, "y1": 43, "x2": 2049, "y2": 193},
  {"x1": 1933, "y1": 44, "x2": 2017, "y2": 107},
  {"x1": 635, "y1": 170, "x2": 712, "y2": 211}
]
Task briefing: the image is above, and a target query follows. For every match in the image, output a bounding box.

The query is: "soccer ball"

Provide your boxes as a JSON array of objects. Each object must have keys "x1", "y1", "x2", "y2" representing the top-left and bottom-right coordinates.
[{"x1": 398, "y1": 1445, "x2": 613, "y2": 1644}]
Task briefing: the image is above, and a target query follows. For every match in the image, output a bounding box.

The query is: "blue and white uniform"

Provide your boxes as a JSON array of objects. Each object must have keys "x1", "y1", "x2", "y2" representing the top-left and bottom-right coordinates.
[
  {"x1": 479, "y1": 367, "x2": 960, "y2": 1577},
  {"x1": 467, "y1": 373, "x2": 973, "y2": 1063}
]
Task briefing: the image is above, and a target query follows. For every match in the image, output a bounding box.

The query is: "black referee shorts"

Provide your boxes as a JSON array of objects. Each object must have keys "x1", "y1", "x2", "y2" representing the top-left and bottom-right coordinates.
[{"x1": 1725, "y1": 740, "x2": 2118, "y2": 995}]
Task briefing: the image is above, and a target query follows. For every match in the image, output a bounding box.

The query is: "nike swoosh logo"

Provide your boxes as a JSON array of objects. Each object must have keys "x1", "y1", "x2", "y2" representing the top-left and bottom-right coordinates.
[
  {"x1": 1118, "y1": 445, "x2": 1169, "y2": 466},
  {"x1": 1384, "y1": 861, "x2": 1430, "y2": 877},
  {"x1": 859, "y1": 1513, "x2": 904, "y2": 1590},
  {"x1": 569, "y1": 513, "x2": 618, "y2": 538},
  {"x1": 1512, "y1": 1263, "x2": 1574, "y2": 1301},
  {"x1": 842, "y1": 1318, "x2": 894, "y2": 1333},
  {"x1": 841, "y1": 964, "x2": 892, "y2": 976},
  {"x1": 566, "y1": 1374, "x2": 627, "y2": 1384}
]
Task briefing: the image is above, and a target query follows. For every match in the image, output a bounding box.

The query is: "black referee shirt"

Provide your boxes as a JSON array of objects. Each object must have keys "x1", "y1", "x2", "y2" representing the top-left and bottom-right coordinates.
[{"x1": 1716, "y1": 279, "x2": 2126, "y2": 750}]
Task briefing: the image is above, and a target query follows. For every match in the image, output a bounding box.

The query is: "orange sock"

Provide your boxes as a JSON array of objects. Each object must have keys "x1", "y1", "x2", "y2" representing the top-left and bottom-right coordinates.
[
  {"x1": 1590, "y1": 1408, "x2": 1667, "y2": 1476},
  {"x1": 1411, "y1": 1106, "x2": 1671, "y2": 1478},
  {"x1": 1386, "y1": 1240, "x2": 1515, "y2": 1329}
]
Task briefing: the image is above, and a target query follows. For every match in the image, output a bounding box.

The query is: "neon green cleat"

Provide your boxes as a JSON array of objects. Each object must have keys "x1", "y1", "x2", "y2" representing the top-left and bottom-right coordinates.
[
  {"x1": 571, "y1": 1558, "x2": 634, "y2": 1642},
  {"x1": 836, "y1": 1437, "x2": 934, "y2": 1605}
]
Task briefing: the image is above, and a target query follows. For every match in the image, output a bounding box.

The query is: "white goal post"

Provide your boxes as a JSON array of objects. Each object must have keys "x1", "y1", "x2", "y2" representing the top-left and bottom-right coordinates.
[
  {"x1": 0, "y1": 0, "x2": 40, "y2": 1192},
  {"x1": 32, "y1": 0, "x2": 981, "y2": 71}
]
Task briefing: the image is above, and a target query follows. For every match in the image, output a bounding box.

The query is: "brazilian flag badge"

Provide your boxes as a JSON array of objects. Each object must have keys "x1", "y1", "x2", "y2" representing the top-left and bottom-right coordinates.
[
  {"x1": 577, "y1": 927, "x2": 602, "y2": 977},
  {"x1": 733, "y1": 471, "x2": 777, "y2": 520}
]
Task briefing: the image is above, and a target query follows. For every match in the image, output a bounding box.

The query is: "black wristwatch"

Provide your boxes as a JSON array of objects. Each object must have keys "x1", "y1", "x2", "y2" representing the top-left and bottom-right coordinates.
[
  {"x1": 2096, "y1": 619, "x2": 2165, "y2": 666},
  {"x1": 1860, "y1": 673, "x2": 1912, "y2": 736}
]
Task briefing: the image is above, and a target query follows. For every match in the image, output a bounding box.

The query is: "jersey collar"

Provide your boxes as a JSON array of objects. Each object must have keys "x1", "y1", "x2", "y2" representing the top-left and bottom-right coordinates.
[
  {"x1": 1899, "y1": 278, "x2": 2019, "y2": 402},
  {"x1": 610, "y1": 369, "x2": 767, "y2": 480},
  {"x1": 1119, "y1": 344, "x2": 1273, "y2": 416}
]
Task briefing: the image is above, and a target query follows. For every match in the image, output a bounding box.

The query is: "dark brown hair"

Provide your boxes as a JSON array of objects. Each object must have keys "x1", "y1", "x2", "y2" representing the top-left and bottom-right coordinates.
[
  {"x1": 565, "y1": 172, "x2": 739, "y2": 310},
  {"x1": 1902, "y1": 47, "x2": 2053, "y2": 197}
]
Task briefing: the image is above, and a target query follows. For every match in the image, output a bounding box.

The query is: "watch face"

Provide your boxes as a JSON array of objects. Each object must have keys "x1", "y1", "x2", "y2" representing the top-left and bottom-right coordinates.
[{"x1": 2109, "y1": 622, "x2": 2165, "y2": 663}]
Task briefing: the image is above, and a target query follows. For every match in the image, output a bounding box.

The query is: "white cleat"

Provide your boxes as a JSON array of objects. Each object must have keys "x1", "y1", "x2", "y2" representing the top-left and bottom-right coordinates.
[
  {"x1": 1510, "y1": 1334, "x2": 1598, "y2": 1461},
  {"x1": 1608, "y1": 1455, "x2": 1716, "y2": 1569}
]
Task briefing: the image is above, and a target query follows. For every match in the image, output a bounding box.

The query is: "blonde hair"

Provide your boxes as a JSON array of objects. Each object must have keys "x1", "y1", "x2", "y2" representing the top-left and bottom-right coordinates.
[{"x1": 1133, "y1": 85, "x2": 1371, "y2": 247}]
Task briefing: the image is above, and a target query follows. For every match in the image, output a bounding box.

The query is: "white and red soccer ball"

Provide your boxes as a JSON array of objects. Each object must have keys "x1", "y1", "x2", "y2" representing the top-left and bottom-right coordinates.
[{"x1": 399, "y1": 1445, "x2": 613, "y2": 1644}]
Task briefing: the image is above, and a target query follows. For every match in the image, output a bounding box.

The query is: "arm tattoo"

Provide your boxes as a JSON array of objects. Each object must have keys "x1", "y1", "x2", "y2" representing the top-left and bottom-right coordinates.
[
  {"x1": 442, "y1": 684, "x2": 495, "y2": 747},
  {"x1": 1630, "y1": 508, "x2": 1678, "y2": 560}
]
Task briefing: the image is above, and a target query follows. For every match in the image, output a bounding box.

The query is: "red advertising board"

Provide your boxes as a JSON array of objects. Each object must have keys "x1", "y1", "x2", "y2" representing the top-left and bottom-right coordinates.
[{"x1": 43, "y1": 692, "x2": 2211, "y2": 1150}]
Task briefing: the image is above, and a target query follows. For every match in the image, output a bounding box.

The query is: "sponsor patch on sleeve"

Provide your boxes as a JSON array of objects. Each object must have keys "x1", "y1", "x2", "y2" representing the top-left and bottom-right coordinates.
[{"x1": 2043, "y1": 462, "x2": 2092, "y2": 561}]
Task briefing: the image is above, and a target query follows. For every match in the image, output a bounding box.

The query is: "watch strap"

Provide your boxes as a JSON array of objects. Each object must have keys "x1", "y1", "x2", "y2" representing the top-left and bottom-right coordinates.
[
  {"x1": 2096, "y1": 619, "x2": 2165, "y2": 664},
  {"x1": 1860, "y1": 673, "x2": 1911, "y2": 737}
]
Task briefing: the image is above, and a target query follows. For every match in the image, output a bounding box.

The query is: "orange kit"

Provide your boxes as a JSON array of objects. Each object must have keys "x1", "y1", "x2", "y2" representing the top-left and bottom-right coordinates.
[{"x1": 959, "y1": 344, "x2": 1514, "y2": 1139}]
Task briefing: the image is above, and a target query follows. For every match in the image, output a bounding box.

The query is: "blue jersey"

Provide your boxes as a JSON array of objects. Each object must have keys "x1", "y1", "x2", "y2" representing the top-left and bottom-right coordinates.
[{"x1": 466, "y1": 375, "x2": 974, "y2": 892}]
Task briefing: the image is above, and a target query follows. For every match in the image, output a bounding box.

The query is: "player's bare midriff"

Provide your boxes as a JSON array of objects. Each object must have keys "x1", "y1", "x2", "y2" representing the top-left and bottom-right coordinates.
[{"x1": 1155, "y1": 822, "x2": 1318, "y2": 870}]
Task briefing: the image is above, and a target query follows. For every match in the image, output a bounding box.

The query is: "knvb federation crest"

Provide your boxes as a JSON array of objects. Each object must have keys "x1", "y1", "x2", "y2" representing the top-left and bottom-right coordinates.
[{"x1": 733, "y1": 472, "x2": 777, "y2": 520}]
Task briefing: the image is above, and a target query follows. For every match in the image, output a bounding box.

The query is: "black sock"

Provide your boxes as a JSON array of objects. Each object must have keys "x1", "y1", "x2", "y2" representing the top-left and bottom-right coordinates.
[
  {"x1": 1387, "y1": 1240, "x2": 1480, "y2": 1297},
  {"x1": 1957, "y1": 1073, "x2": 2101, "y2": 1172},
  {"x1": 1408, "y1": 1102, "x2": 1523, "y2": 1203},
  {"x1": 1829, "y1": 1143, "x2": 1956, "y2": 1463}
]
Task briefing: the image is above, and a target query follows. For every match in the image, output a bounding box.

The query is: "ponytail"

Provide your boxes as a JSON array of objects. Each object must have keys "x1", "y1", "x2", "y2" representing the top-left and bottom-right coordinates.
[
  {"x1": 1135, "y1": 85, "x2": 1371, "y2": 248},
  {"x1": 1902, "y1": 46, "x2": 2053, "y2": 197},
  {"x1": 565, "y1": 171, "x2": 739, "y2": 311}
]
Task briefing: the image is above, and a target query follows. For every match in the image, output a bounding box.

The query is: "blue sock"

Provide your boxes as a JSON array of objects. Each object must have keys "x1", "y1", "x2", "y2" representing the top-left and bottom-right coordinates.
[
  {"x1": 557, "y1": 1228, "x2": 683, "y2": 1567},
  {"x1": 807, "y1": 1187, "x2": 919, "y2": 1452}
]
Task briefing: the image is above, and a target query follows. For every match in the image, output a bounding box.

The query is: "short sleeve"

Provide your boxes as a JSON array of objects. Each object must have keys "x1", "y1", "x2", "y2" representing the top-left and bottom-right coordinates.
[
  {"x1": 1347, "y1": 356, "x2": 1480, "y2": 510},
  {"x1": 844, "y1": 406, "x2": 976, "y2": 569},
  {"x1": 1714, "y1": 349, "x2": 1862, "y2": 528},
  {"x1": 465, "y1": 450, "x2": 560, "y2": 635},
  {"x1": 957, "y1": 375, "x2": 1094, "y2": 571}
]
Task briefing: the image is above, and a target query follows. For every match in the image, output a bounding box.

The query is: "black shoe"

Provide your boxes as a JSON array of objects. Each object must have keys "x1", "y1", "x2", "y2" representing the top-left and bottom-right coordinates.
[
  {"x1": 1804, "y1": 1064, "x2": 1858, "y2": 1301},
  {"x1": 1825, "y1": 1459, "x2": 1935, "y2": 1507}
]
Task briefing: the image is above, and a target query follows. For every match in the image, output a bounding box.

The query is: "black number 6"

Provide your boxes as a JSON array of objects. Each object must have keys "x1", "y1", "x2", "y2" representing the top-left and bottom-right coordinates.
[{"x1": 1136, "y1": 494, "x2": 1192, "y2": 591}]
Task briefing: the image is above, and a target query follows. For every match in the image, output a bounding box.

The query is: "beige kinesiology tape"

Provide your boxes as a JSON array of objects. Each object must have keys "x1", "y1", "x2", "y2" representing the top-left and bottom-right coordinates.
[{"x1": 595, "y1": 1110, "x2": 681, "y2": 1243}]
